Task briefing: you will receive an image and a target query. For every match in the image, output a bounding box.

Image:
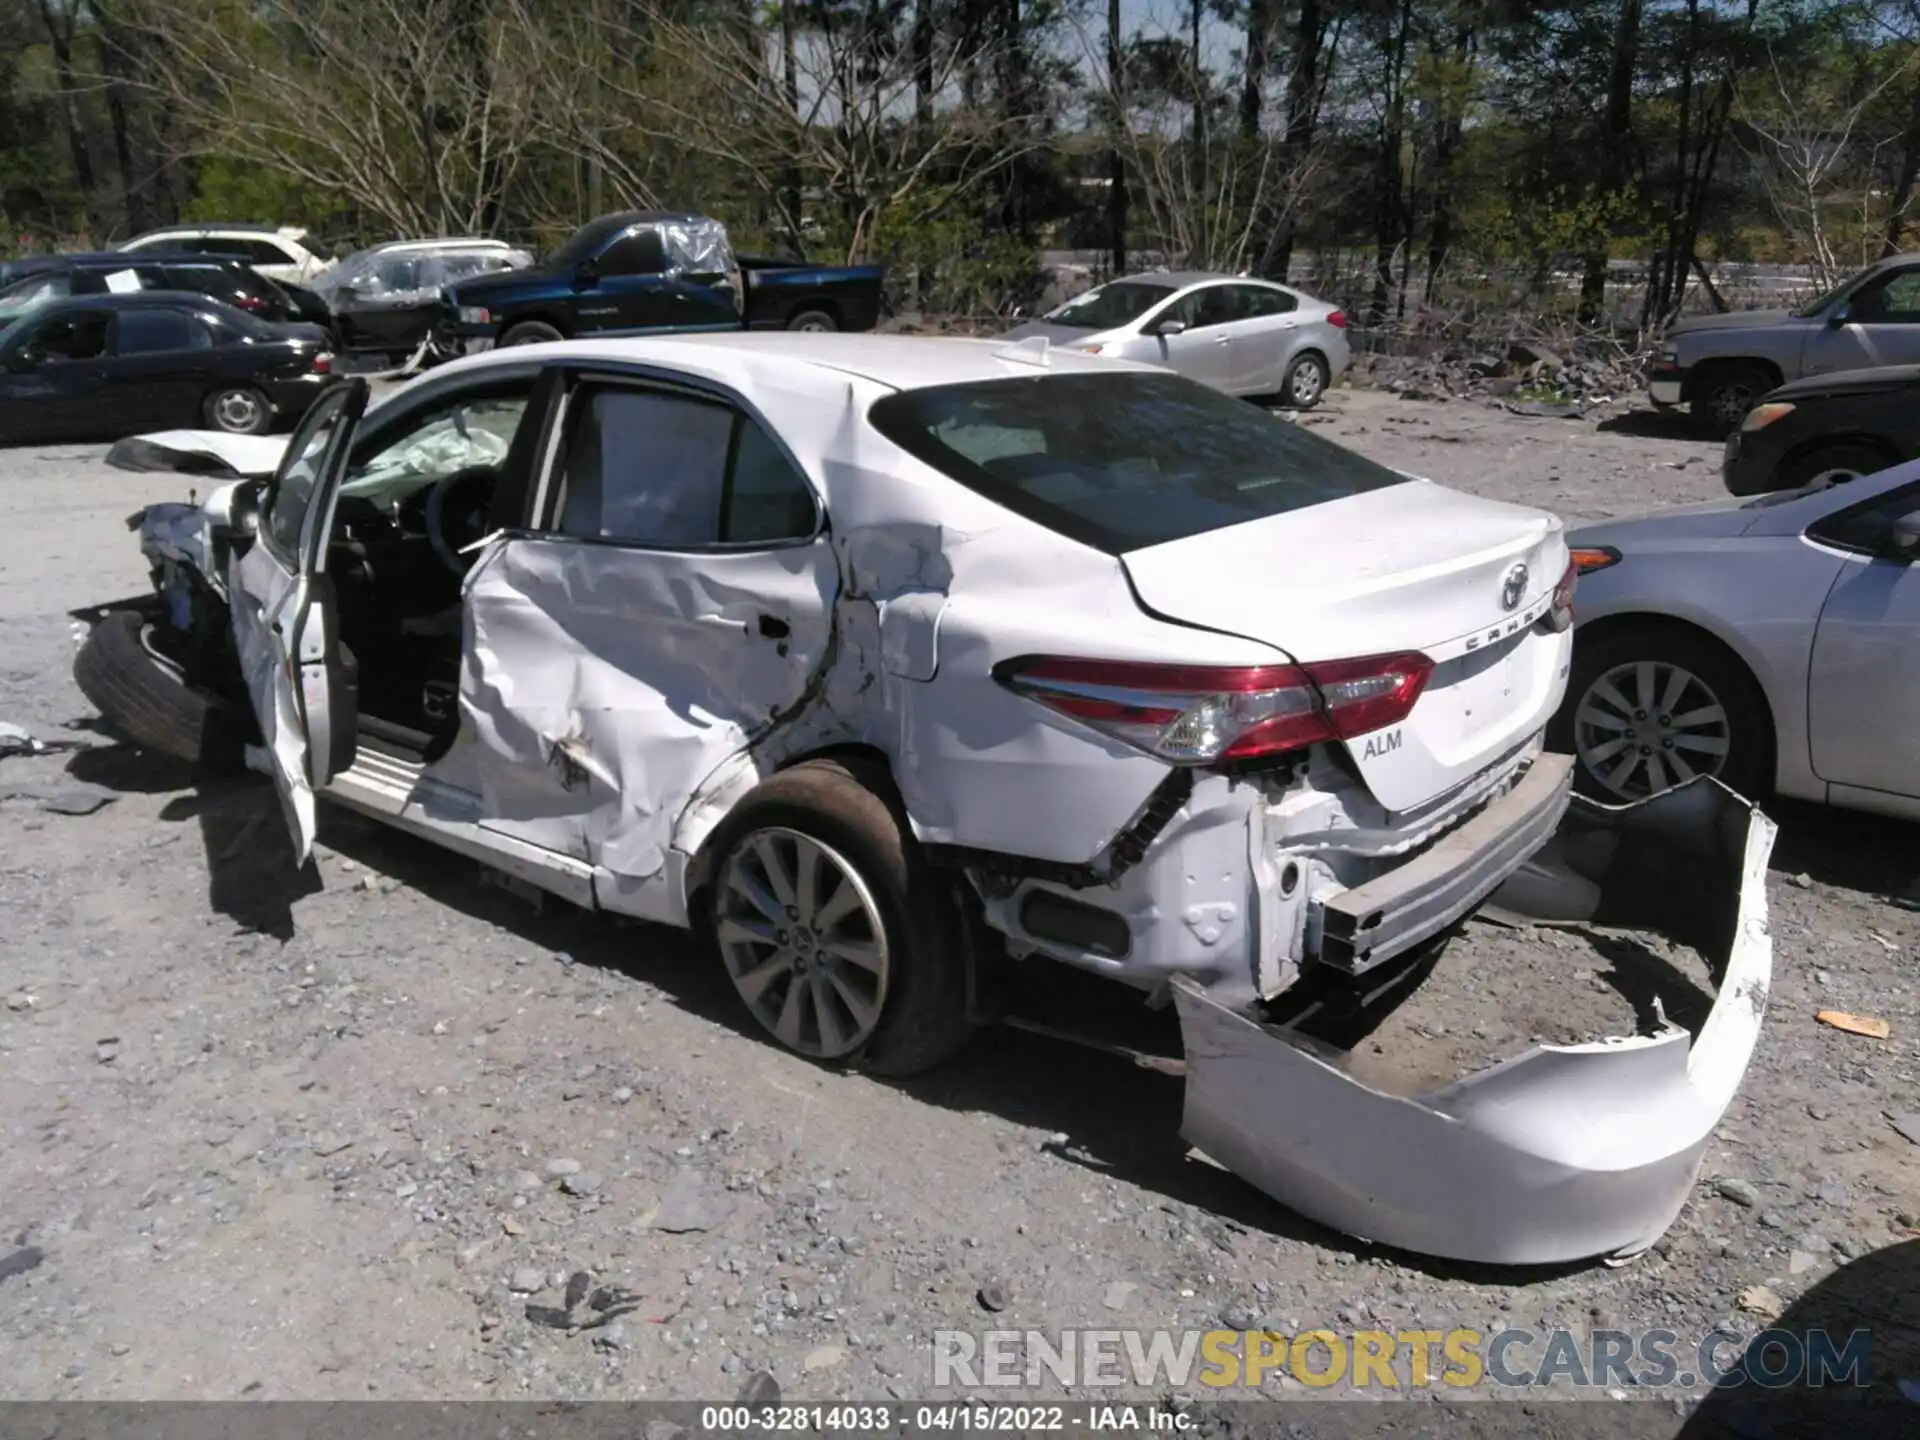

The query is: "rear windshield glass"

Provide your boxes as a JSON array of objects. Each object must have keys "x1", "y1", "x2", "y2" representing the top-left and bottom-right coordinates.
[
  {"x1": 868, "y1": 372, "x2": 1405, "y2": 553},
  {"x1": 1043, "y1": 281, "x2": 1176, "y2": 330}
]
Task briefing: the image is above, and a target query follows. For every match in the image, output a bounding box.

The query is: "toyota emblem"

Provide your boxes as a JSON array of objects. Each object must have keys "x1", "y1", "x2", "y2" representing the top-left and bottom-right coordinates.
[{"x1": 1500, "y1": 562, "x2": 1529, "y2": 612}]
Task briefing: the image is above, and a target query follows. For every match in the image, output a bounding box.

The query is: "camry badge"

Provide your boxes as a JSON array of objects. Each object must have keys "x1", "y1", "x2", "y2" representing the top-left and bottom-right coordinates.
[{"x1": 1500, "y1": 562, "x2": 1529, "y2": 612}]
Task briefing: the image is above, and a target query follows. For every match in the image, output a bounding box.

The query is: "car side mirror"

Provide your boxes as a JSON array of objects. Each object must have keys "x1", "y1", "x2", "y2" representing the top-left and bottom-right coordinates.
[
  {"x1": 1152, "y1": 318, "x2": 1187, "y2": 337},
  {"x1": 1891, "y1": 509, "x2": 1920, "y2": 557},
  {"x1": 1829, "y1": 304, "x2": 1852, "y2": 328},
  {"x1": 573, "y1": 260, "x2": 598, "y2": 289}
]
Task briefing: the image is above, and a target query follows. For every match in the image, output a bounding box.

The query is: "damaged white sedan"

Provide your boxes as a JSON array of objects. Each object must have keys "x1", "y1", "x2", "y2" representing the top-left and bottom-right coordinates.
[{"x1": 79, "y1": 334, "x2": 1775, "y2": 1266}]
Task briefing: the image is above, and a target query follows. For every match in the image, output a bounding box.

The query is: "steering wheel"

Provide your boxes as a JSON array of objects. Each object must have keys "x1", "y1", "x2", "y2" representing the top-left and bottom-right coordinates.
[{"x1": 425, "y1": 465, "x2": 500, "y2": 576}]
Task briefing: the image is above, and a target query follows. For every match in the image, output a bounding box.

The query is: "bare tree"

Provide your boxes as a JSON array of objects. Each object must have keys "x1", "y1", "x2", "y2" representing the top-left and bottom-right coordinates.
[
  {"x1": 525, "y1": 0, "x2": 1034, "y2": 264},
  {"x1": 130, "y1": 0, "x2": 546, "y2": 236},
  {"x1": 1738, "y1": 43, "x2": 1918, "y2": 287}
]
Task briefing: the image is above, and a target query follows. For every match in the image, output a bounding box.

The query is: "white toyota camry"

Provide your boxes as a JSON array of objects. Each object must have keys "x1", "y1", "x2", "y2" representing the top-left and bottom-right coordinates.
[{"x1": 81, "y1": 333, "x2": 1773, "y2": 1265}]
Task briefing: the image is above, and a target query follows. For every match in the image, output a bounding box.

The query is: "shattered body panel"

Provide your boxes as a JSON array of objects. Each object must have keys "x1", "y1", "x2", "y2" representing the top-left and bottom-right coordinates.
[{"x1": 1177, "y1": 778, "x2": 1774, "y2": 1265}]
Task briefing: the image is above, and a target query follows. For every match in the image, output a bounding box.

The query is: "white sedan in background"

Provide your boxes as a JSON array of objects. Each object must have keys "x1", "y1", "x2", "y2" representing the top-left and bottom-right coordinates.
[
  {"x1": 1003, "y1": 272, "x2": 1352, "y2": 409},
  {"x1": 1552, "y1": 465, "x2": 1920, "y2": 819}
]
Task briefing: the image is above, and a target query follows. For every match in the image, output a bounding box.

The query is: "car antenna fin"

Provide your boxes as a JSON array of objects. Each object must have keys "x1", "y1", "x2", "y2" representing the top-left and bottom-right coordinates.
[{"x1": 993, "y1": 334, "x2": 1051, "y2": 368}]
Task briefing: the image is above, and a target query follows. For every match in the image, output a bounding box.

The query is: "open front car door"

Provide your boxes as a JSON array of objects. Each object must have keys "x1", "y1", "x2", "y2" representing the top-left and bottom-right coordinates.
[{"x1": 228, "y1": 378, "x2": 368, "y2": 863}]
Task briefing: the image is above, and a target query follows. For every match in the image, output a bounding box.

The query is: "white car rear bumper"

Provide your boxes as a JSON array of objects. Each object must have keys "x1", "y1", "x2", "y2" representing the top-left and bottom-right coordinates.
[{"x1": 1176, "y1": 777, "x2": 1773, "y2": 1265}]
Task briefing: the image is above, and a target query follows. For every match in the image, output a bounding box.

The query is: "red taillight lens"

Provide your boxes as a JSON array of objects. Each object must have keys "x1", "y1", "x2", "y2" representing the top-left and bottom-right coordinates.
[
  {"x1": 236, "y1": 294, "x2": 265, "y2": 311},
  {"x1": 996, "y1": 652, "x2": 1433, "y2": 764},
  {"x1": 1544, "y1": 559, "x2": 1578, "y2": 632},
  {"x1": 312, "y1": 351, "x2": 332, "y2": 374},
  {"x1": 1326, "y1": 309, "x2": 1348, "y2": 329}
]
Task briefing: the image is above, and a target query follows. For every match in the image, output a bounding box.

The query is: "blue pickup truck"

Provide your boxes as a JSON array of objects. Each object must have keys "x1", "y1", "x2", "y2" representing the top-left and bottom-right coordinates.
[{"x1": 440, "y1": 211, "x2": 887, "y2": 352}]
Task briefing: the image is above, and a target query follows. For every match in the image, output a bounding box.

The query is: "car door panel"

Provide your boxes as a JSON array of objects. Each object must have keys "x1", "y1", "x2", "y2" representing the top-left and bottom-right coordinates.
[
  {"x1": 461, "y1": 535, "x2": 837, "y2": 919},
  {"x1": 1803, "y1": 266, "x2": 1920, "y2": 374},
  {"x1": 1150, "y1": 289, "x2": 1238, "y2": 390},
  {"x1": 1808, "y1": 556, "x2": 1920, "y2": 797},
  {"x1": 228, "y1": 379, "x2": 368, "y2": 862},
  {"x1": 100, "y1": 310, "x2": 215, "y2": 428},
  {"x1": 460, "y1": 374, "x2": 837, "y2": 922}
]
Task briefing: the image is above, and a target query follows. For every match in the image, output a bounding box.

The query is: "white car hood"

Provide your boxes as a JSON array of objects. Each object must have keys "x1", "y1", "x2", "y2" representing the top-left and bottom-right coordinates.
[{"x1": 106, "y1": 430, "x2": 291, "y2": 482}]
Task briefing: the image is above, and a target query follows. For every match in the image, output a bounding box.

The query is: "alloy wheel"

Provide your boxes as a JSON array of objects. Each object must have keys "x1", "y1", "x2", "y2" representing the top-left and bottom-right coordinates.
[
  {"x1": 1290, "y1": 359, "x2": 1326, "y2": 407},
  {"x1": 212, "y1": 390, "x2": 263, "y2": 433},
  {"x1": 715, "y1": 827, "x2": 889, "y2": 1059},
  {"x1": 1573, "y1": 660, "x2": 1731, "y2": 799}
]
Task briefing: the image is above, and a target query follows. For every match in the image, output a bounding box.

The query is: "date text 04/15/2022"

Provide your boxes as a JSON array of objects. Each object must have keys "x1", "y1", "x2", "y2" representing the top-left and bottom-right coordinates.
[{"x1": 694, "y1": 1405, "x2": 1190, "y2": 1433}]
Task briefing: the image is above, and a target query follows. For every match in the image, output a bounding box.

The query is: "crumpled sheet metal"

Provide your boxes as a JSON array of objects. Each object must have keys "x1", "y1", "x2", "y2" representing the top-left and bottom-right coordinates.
[
  {"x1": 458, "y1": 532, "x2": 835, "y2": 909},
  {"x1": 1175, "y1": 778, "x2": 1775, "y2": 1266}
]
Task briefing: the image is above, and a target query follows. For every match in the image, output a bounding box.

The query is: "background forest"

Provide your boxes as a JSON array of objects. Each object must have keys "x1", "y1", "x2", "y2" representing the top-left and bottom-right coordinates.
[{"x1": 6, "y1": 0, "x2": 1920, "y2": 331}]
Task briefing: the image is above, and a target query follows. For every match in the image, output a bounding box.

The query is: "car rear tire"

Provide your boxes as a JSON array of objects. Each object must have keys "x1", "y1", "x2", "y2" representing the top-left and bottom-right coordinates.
[
  {"x1": 1281, "y1": 351, "x2": 1331, "y2": 410},
  {"x1": 1549, "y1": 623, "x2": 1771, "y2": 802},
  {"x1": 1776, "y1": 442, "x2": 1893, "y2": 493},
  {"x1": 204, "y1": 385, "x2": 273, "y2": 436},
  {"x1": 704, "y1": 758, "x2": 976, "y2": 1077},
  {"x1": 500, "y1": 320, "x2": 564, "y2": 347},
  {"x1": 786, "y1": 308, "x2": 839, "y2": 333},
  {"x1": 1688, "y1": 365, "x2": 1773, "y2": 439},
  {"x1": 73, "y1": 609, "x2": 250, "y2": 774}
]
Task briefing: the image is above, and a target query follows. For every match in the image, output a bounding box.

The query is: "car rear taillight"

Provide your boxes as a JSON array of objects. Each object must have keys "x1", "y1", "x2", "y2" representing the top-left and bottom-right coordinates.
[
  {"x1": 1544, "y1": 560, "x2": 1578, "y2": 632},
  {"x1": 312, "y1": 351, "x2": 332, "y2": 374},
  {"x1": 995, "y1": 652, "x2": 1434, "y2": 764},
  {"x1": 1326, "y1": 309, "x2": 1348, "y2": 329},
  {"x1": 236, "y1": 294, "x2": 266, "y2": 311}
]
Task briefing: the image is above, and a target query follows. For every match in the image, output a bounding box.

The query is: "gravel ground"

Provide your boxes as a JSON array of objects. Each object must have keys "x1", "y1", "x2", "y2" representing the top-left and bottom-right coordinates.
[{"x1": 1, "y1": 386, "x2": 1917, "y2": 1414}]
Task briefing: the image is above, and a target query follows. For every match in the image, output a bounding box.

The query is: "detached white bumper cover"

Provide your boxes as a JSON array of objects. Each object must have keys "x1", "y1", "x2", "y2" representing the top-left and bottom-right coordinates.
[{"x1": 1176, "y1": 777, "x2": 1774, "y2": 1266}]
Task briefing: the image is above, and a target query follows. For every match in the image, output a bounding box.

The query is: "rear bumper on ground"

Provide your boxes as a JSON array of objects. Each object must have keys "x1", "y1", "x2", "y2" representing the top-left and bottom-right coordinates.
[{"x1": 1176, "y1": 777, "x2": 1773, "y2": 1265}]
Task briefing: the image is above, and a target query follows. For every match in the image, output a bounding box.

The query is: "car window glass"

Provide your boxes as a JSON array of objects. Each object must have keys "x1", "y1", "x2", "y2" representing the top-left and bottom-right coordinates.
[
  {"x1": 1808, "y1": 481, "x2": 1920, "y2": 556},
  {"x1": 1849, "y1": 270, "x2": 1920, "y2": 322},
  {"x1": 342, "y1": 389, "x2": 531, "y2": 507},
  {"x1": 265, "y1": 401, "x2": 352, "y2": 558},
  {"x1": 0, "y1": 274, "x2": 71, "y2": 319},
  {"x1": 372, "y1": 257, "x2": 423, "y2": 294},
  {"x1": 114, "y1": 308, "x2": 212, "y2": 355},
  {"x1": 870, "y1": 371, "x2": 1403, "y2": 554},
  {"x1": 441, "y1": 253, "x2": 506, "y2": 283},
  {"x1": 726, "y1": 419, "x2": 818, "y2": 543},
  {"x1": 28, "y1": 312, "x2": 110, "y2": 361},
  {"x1": 596, "y1": 229, "x2": 667, "y2": 277},
  {"x1": 236, "y1": 238, "x2": 296, "y2": 266},
  {"x1": 1236, "y1": 285, "x2": 1297, "y2": 318},
  {"x1": 1045, "y1": 281, "x2": 1178, "y2": 330},
  {"x1": 553, "y1": 388, "x2": 731, "y2": 545},
  {"x1": 1193, "y1": 287, "x2": 1242, "y2": 328}
]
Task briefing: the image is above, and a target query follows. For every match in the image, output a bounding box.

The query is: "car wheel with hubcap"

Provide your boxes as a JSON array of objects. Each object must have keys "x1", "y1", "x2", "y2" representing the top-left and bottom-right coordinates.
[
  {"x1": 500, "y1": 320, "x2": 564, "y2": 347},
  {"x1": 204, "y1": 385, "x2": 272, "y2": 435},
  {"x1": 786, "y1": 309, "x2": 839, "y2": 333},
  {"x1": 1689, "y1": 366, "x2": 1772, "y2": 439},
  {"x1": 1550, "y1": 625, "x2": 1770, "y2": 801},
  {"x1": 705, "y1": 758, "x2": 975, "y2": 1075},
  {"x1": 1281, "y1": 351, "x2": 1330, "y2": 410}
]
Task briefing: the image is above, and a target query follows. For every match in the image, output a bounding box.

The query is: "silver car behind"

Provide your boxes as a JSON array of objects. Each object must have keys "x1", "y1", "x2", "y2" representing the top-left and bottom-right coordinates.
[{"x1": 1003, "y1": 271, "x2": 1352, "y2": 408}]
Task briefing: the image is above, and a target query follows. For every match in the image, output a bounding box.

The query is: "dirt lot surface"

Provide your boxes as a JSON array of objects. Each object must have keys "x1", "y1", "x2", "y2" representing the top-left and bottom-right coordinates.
[{"x1": 2, "y1": 386, "x2": 1918, "y2": 1416}]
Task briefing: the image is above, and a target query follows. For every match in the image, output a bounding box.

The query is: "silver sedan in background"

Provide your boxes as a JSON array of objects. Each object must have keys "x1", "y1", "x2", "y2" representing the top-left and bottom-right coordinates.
[
  {"x1": 1003, "y1": 271, "x2": 1352, "y2": 408},
  {"x1": 1548, "y1": 465, "x2": 1920, "y2": 820}
]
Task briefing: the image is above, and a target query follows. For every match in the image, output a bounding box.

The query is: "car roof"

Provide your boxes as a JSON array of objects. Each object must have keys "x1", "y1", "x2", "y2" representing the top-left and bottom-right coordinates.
[
  {"x1": 364, "y1": 237, "x2": 515, "y2": 253},
  {"x1": 47, "y1": 290, "x2": 221, "y2": 312},
  {"x1": 133, "y1": 223, "x2": 302, "y2": 238},
  {"x1": 436, "y1": 331, "x2": 1160, "y2": 395}
]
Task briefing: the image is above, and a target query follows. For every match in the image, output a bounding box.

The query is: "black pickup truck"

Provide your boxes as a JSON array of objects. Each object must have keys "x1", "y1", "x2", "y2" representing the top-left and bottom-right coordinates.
[{"x1": 440, "y1": 211, "x2": 886, "y2": 352}]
